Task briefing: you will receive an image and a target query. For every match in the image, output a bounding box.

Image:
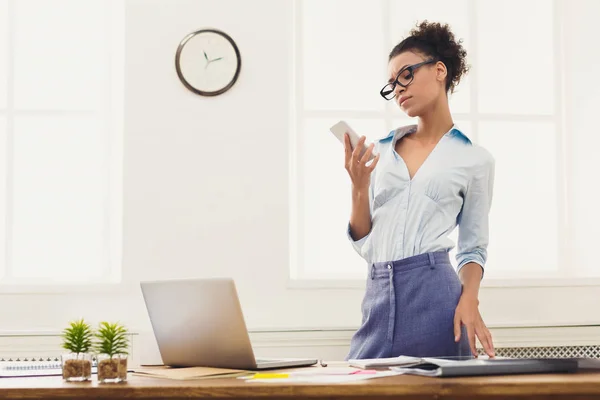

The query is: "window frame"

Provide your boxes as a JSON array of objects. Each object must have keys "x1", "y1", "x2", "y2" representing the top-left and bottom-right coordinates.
[{"x1": 289, "y1": 0, "x2": 600, "y2": 287}]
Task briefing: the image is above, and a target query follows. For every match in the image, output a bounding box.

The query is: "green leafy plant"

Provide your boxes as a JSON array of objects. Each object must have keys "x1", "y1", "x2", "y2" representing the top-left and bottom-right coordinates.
[
  {"x1": 94, "y1": 322, "x2": 129, "y2": 358},
  {"x1": 61, "y1": 319, "x2": 93, "y2": 355}
]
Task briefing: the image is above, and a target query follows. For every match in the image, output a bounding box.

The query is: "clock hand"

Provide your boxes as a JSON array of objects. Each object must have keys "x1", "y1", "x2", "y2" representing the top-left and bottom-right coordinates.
[
  {"x1": 204, "y1": 57, "x2": 222, "y2": 69},
  {"x1": 203, "y1": 51, "x2": 209, "y2": 62}
]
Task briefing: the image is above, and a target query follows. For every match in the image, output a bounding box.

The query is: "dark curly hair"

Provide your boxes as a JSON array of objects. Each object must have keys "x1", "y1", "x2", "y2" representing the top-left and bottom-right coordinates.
[{"x1": 389, "y1": 21, "x2": 469, "y2": 93}]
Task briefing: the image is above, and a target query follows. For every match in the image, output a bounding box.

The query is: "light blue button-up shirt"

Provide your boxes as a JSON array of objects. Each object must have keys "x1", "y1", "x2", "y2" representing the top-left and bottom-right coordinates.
[{"x1": 348, "y1": 124, "x2": 495, "y2": 274}]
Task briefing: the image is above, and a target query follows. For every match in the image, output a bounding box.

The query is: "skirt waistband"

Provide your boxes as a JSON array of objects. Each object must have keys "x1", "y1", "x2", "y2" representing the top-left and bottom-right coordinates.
[{"x1": 371, "y1": 251, "x2": 451, "y2": 277}]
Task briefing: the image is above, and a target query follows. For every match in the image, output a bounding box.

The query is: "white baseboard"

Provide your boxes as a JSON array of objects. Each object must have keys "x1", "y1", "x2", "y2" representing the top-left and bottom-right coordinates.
[{"x1": 2, "y1": 325, "x2": 600, "y2": 366}]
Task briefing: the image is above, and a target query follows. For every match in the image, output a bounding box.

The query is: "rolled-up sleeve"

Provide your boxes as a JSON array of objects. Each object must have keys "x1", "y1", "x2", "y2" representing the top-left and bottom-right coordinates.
[
  {"x1": 347, "y1": 222, "x2": 370, "y2": 255},
  {"x1": 456, "y1": 154, "x2": 495, "y2": 276}
]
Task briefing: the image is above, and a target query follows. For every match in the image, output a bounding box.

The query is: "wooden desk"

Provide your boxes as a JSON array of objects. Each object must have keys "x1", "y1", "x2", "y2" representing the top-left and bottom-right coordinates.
[{"x1": 2, "y1": 372, "x2": 600, "y2": 400}]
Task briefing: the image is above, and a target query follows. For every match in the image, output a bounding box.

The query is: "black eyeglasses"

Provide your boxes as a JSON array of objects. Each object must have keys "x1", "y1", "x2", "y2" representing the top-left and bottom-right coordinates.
[{"x1": 380, "y1": 59, "x2": 437, "y2": 100}]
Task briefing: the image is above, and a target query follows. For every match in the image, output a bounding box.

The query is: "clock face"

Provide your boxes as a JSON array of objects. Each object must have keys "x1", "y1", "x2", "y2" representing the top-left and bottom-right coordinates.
[{"x1": 176, "y1": 29, "x2": 241, "y2": 96}]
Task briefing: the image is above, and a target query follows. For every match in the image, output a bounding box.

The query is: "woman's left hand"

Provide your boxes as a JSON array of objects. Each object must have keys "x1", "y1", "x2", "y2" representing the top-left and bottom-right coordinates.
[{"x1": 454, "y1": 294, "x2": 495, "y2": 358}]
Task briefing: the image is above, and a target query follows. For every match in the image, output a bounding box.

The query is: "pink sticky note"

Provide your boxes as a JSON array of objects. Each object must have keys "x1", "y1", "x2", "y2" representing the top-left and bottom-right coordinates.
[{"x1": 351, "y1": 369, "x2": 377, "y2": 375}]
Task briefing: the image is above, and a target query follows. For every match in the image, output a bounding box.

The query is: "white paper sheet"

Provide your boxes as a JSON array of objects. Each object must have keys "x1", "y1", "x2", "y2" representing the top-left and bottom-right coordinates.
[{"x1": 245, "y1": 370, "x2": 401, "y2": 383}]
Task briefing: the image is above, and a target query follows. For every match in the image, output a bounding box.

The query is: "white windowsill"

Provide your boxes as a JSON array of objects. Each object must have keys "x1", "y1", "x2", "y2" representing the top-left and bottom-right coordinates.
[
  {"x1": 3, "y1": 277, "x2": 600, "y2": 294},
  {"x1": 287, "y1": 277, "x2": 600, "y2": 289}
]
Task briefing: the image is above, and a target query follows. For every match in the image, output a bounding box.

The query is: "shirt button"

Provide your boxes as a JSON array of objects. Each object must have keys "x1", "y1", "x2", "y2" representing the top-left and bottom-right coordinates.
[{"x1": 387, "y1": 264, "x2": 392, "y2": 270}]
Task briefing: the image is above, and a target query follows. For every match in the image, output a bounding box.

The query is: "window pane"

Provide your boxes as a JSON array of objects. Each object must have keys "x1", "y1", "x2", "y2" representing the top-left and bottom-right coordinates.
[
  {"x1": 565, "y1": 0, "x2": 600, "y2": 277},
  {"x1": 14, "y1": 0, "x2": 106, "y2": 110},
  {"x1": 448, "y1": 72, "x2": 471, "y2": 115},
  {"x1": 389, "y1": 0, "x2": 471, "y2": 114},
  {"x1": 0, "y1": 117, "x2": 5, "y2": 279},
  {"x1": 299, "y1": 117, "x2": 385, "y2": 278},
  {"x1": 477, "y1": 0, "x2": 554, "y2": 115},
  {"x1": 12, "y1": 115, "x2": 106, "y2": 281},
  {"x1": 302, "y1": 0, "x2": 385, "y2": 112},
  {"x1": 0, "y1": 0, "x2": 7, "y2": 109},
  {"x1": 478, "y1": 121, "x2": 558, "y2": 278}
]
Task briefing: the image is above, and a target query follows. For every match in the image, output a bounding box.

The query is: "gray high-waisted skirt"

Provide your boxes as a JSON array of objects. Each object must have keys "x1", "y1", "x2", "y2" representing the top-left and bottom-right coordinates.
[{"x1": 347, "y1": 251, "x2": 471, "y2": 359}]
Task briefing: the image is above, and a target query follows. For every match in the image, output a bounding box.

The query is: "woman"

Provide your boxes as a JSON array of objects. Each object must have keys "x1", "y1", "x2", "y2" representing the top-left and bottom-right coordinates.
[{"x1": 344, "y1": 21, "x2": 495, "y2": 360}]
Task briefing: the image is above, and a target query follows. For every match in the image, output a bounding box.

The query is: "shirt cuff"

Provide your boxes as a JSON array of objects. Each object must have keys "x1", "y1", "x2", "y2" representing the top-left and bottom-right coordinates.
[
  {"x1": 347, "y1": 223, "x2": 370, "y2": 255},
  {"x1": 456, "y1": 256, "x2": 485, "y2": 279}
]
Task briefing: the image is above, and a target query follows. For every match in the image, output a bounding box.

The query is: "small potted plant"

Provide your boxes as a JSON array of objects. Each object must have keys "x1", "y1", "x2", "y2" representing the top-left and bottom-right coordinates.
[
  {"x1": 94, "y1": 321, "x2": 129, "y2": 383},
  {"x1": 61, "y1": 318, "x2": 93, "y2": 382}
]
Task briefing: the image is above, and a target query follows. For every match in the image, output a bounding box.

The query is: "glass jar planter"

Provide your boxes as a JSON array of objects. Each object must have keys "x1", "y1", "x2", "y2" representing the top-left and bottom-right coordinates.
[
  {"x1": 97, "y1": 353, "x2": 127, "y2": 383},
  {"x1": 61, "y1": 352, "x2": 93, "y2": 382}
]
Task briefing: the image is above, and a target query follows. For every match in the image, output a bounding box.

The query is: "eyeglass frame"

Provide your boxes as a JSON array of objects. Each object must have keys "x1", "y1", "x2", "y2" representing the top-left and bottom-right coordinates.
[{"x1": 380, "y1": 59, "x2": 437, "y2": 100}]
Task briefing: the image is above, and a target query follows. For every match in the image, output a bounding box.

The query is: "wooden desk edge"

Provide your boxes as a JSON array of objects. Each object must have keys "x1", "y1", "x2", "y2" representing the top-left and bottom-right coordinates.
[{"x1": 2, "y1": 372, "x2": 600, "y2": 399}]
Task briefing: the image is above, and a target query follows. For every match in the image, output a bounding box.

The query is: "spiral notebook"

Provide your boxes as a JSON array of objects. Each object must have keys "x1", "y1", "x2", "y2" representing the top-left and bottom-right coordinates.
[{"x1": 0, "y1": 360, "x2": 98, "y2": 378}]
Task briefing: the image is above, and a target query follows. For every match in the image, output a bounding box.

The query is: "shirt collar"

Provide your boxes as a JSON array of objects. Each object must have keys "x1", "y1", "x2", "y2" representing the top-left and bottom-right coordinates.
[{"x1": 379, "y1": 124, "x2": 472, "y2": 144}]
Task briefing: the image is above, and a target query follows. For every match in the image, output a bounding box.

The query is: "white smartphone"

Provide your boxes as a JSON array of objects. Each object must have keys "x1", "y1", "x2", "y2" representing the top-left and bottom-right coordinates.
[{"x1": 329, "y1": 120, "x2": 375, "y2": 161}]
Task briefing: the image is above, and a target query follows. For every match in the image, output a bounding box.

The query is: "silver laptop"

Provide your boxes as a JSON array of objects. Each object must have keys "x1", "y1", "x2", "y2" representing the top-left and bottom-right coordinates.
[{"x1": 140, "y1": 277, "x2": 318, "y2": 370}]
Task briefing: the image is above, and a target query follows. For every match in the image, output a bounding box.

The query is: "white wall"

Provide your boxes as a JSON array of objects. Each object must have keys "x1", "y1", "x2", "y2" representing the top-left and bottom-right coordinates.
[
  {"x1": 0, "y1": 0, "x2": 364, "y2": 335},
  {"x1": 1, "y1": 0, "x2": 599, "y2": 353}
]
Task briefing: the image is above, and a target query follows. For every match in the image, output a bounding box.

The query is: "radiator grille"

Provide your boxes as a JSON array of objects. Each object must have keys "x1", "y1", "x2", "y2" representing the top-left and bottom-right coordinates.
[
  {"x1": 478, "y1": 345, "x2": 600, "y2": 359},
  {"x1": 3, "y1": 346, "x2": 600, "y2": 362}
]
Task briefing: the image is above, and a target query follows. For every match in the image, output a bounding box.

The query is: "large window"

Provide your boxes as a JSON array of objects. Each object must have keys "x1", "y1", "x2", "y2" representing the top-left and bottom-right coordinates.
[
  {"x1": 0, "y1": 0, "x2": 123, "y2": 285},
  {"x1": 291, "y1": 0, "x2": 600, "y2": 283}
]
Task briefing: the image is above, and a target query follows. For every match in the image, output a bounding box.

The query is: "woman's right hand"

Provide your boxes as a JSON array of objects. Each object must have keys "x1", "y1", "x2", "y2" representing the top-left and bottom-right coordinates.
[{"x1": 344, "y1": 133, "x2": 380, "y2": 192}]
